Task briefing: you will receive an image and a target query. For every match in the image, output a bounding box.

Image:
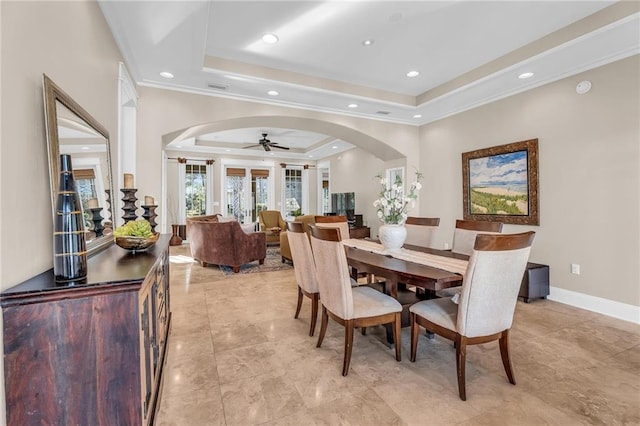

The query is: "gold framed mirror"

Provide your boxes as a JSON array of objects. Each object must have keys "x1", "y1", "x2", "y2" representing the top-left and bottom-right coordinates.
[{"x1": 43, "y1": 74, "x2": 115, "y2": 254}]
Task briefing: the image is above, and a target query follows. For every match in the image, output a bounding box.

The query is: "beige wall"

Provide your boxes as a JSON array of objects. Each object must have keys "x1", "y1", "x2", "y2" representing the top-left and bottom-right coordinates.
[
  {"x1": 1, "y1": 0, "x2": 122, "y2": 289},
  {"x1": 420, "y1": 55, "x2": 640, "y2": 307},
  {"x1": 326, "y1": 147, "x2": 385, "y2": 235},
  {"x1": 326, "y1": 148, "x2": 412, "y2": 238}
]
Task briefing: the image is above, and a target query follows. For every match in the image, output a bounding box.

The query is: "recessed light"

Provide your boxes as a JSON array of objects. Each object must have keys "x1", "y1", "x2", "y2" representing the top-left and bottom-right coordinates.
[
  {"x1": 81, "y1": 146, "x2": 89, "y2": 150},
  {"x1": 362, "y1": 39, "x2": 374, "y2": 46},
  {"x1": 175, "y1": 145, "x2": 182, "y2": 148},
  {"x1": 267, "y1": 90, "x2": 279, "y2": 96},
  {"x1": 518, "y1": 72, "x2": 534, "y2": 79},
  {"x1": 348, "y1": 103, "x2": 358, "y2": 108},
  {"x1": 406, "y1": 70, "x2": 420, "y2": 78},
  {"x1": 332, "y1": 146, "x2": 338, "y2": 149},
  {"x1": 160, "y1": 71, "x2": 174, "y2": 79},
  {"x1": 413, "y1": 114, "x2": 422, "y2": 119},
  {"x1": 225, "y1": 149, "x2": 231, "y2": 152},
  {"x1": 262, "y1": 33, "x2": 279, "y2": 44},
  {"x1": 308, "y1": 155, "x2": 314, "y2": 158}
]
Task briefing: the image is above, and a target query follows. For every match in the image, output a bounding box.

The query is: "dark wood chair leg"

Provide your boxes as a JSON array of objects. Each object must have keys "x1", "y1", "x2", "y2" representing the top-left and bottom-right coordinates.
[
  {"x1": 316, "y1": 307, "x2": 328, "y2": 348},
  {"x1": 342, "y1": 320, "x2": 354, "y2": 376},
  {"x1": 393, "y1": 312, "x2": 401, "y2": 361},
  {"x1": 294, "y1": 286, "x2": 303, "y2": 319},
  {"x1": 232, "y1": 265, "x2": 240, "y2": 273},
  {"x1": 361, "y1": 327, "x2": 366, "y2": 335},
  {"x1": 499, "y1": 330, "x2": 516, "y2": 385},
  {"x1": 259, "y1": 259, "x2": 265, "y2": 265},
  {"x1": 309, "y1": 293, "x2": 319, "y2": 337},
  {"x1": 456, "y1": 335, "x2": 467, "y2": 401},
  {"x1": 410, "y1": 313, "x2": 419, "y2": 362}
]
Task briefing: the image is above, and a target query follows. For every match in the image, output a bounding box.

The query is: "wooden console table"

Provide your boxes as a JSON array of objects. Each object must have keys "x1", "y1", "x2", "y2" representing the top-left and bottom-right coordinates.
[
  {"x1": 349, "y1": 226, "x2": 370, "y2": 239},
  {"x1": 1, "y1": 235, "x2": 171, "y2": 425}
]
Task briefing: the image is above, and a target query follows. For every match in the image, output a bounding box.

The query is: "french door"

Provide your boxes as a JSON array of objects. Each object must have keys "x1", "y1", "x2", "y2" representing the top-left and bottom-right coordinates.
[{"x1": 224, "y1": 166, "x2": 272, "y2": 224}]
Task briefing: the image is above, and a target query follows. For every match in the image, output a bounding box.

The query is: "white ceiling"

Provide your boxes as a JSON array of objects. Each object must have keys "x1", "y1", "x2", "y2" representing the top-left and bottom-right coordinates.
[{"x1": 98, "y1": 1, "x2": 640, "y2": 160}]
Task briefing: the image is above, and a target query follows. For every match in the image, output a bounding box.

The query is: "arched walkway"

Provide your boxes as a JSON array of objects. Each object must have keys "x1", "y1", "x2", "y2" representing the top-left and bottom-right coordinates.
[{"x1": 161, "y1": 115, "x2": 405, "y2": 161}]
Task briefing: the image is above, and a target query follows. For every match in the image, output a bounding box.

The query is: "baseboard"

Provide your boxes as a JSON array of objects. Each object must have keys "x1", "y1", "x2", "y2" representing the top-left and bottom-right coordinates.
[{"x1": 548, "y1": 286, "x2": 640, "y2": 324}]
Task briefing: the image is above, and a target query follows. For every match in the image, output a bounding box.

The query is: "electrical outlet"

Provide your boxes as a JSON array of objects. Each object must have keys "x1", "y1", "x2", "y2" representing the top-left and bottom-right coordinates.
[
  {"x1": 444, "y1": 242, "x2": 450, "y2": 250},
  {"x1": 571, "y1": 263, "x2": 581, "y2": 275}
]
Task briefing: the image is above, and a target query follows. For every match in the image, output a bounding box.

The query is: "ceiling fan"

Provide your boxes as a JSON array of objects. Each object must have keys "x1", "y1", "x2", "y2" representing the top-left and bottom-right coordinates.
[{"x1": 243, "y1": 133, "x2": 290, "y2": 151}]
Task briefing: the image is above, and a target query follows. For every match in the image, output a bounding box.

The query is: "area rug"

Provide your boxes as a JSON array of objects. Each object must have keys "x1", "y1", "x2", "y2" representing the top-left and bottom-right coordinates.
[{"x1": 219, "y1": 246, "x2": 293, "y2": 275}]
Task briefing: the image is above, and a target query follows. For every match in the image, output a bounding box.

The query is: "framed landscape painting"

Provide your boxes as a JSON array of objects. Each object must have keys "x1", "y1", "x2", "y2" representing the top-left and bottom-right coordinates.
[{"x1": 462, "y1": 139, "x2": 539, "y2": 225}]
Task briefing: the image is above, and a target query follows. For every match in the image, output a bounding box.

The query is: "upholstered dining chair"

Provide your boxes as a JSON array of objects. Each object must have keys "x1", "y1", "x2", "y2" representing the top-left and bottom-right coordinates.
[
  {"x1": 405, "y1": 216, "x2": 440, "y2": 248},
  {"x1": 286, "y1": 221, "x2": 320, "y2": 336},
  {"x1": 437, "y1": 219, "x2": 505, "y2": 299},
  {"x1": 259, "y1": 210, "x2": 286, "y2": 244},
  {"x1": 314, "y1": 215, "x2": 351, "y2": 241},
  {"x1": 451, "y1": 219, "x2": 503, "y2": 255},
  {"x1": 309, "y1": 225, "x2": 403, "y2": 376},
  {"x1": 409, "y1": 231, "x2": 536, "y2": 401}
]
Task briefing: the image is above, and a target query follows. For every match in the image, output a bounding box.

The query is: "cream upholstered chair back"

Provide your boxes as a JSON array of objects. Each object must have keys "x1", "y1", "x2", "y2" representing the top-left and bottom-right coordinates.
[
  {"x1": 286, "y1": 222, "x2": 319, "y2": 295},
  {"x1": 456, "y1": 232, "x2": 535, "y2": 338},
  {"x1": 309, "y1": 225, "x2": 354, "y2": 319},
  {"x1": 314, "y1": 215, "x2": 351, "y2": 241},
  {"x1": 451, "y1": 220, "x2": 503, "y2": 256},
  {"x1": 405, "y1": 217, "x2": 440, "y2": 248}
]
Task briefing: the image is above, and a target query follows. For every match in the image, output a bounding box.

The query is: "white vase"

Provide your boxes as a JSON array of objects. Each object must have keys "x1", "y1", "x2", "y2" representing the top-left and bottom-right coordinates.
[{"x1": 378, "y1": 224, "x2": 407, "y2": 251}]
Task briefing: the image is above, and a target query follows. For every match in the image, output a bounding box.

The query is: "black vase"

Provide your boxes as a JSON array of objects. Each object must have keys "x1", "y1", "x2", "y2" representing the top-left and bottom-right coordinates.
[{"x1": 53, "y1": 154, "x2": 87, "y2": 284}]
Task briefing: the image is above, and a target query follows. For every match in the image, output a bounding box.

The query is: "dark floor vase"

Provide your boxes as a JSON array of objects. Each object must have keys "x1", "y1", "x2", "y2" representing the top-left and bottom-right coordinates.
[{"x1": 54, "y1": 154, "x2": 87, "y2": 284}]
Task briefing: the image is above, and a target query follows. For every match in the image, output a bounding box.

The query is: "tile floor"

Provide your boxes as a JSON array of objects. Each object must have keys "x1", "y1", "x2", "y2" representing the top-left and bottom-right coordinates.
[{"x1": 156, "y1": 245, "x2": 640, "y2": 425}]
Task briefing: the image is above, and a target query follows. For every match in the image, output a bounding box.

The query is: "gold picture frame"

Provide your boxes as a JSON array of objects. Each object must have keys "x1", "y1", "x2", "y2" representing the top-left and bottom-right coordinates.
[{"x1": 462, "y1": 139, "x2": 539, "y2": 225}]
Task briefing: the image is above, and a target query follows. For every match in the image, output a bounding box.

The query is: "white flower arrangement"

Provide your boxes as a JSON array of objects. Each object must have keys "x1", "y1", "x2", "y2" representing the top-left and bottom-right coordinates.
[{"x1": 373, "y1": 170, "x2": 423, "y2": 225}]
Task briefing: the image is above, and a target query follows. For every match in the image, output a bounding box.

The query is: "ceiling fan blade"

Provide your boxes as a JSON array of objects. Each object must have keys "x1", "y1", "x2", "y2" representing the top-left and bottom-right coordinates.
[
  {"x1": 264, "y1": 144, "x2": 271, "y2": 152},
  {"x1": 242, "y1": 144, "x2": 262, "y2": 149},
  {"x1": 271, "y1": 145, "x2": 290, "y2": 150}
]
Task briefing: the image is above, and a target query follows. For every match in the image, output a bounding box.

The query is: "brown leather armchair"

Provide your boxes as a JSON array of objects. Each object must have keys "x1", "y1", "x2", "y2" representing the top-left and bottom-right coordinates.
[
  {"x1": 258, "y1": 210, "x2": 286, "y2": 244},
  {"x1": 187, "y1": 215, "x2": 266, "y2": 273},
  {"x1": 280, "y1": 215, "x2": 315, "y2": 263}
]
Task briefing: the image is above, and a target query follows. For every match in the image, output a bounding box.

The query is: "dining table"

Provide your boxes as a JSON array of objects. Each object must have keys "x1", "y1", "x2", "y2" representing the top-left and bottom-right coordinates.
[
  {"x1": 344, "y1": 240, "x2": 468, "y2": 297},
  {"x1": 343, "y1": 239, "x2": 469, "y2": 343}
]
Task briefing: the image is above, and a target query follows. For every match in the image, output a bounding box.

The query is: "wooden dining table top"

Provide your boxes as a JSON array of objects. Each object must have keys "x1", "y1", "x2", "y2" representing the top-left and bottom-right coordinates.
[{"x1": 345, "y1": 243, "x2": 466, "y2": 298}]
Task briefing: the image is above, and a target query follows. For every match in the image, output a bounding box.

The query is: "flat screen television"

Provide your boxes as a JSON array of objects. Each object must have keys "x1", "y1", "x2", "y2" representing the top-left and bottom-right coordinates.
[{"x1": 331, "y1": 192, "x2": 355, "y2": 219}]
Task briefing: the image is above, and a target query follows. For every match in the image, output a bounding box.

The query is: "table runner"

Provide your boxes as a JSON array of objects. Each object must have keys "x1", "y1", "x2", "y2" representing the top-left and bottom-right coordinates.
[{"x1": 342, "y1": 239, "x2": 468, "y2": 276}]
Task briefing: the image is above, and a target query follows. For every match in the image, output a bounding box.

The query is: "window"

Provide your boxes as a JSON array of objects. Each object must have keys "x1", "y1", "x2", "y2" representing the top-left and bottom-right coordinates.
[
  {"x1": 251, "y1": 169, "x2": 269, "y2": 222},
  {"x1": 185, "y1": 164, "x2": 207, "y2": 217},
  {"x1": 225, "y1": 167, "x2": 246, "y2": 221},
  {"x1": 283, "y1": 167, "x2": 303, "y2": 217},
  {"x1": 386, "y1": 166, "x2": 405, "y2": 200},
  {"x1": 73, "y1": 168, "x2": 97, "y2": 208}
]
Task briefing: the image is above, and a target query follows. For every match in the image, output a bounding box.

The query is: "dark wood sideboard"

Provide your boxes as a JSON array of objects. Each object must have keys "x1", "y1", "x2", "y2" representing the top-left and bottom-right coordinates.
[
  {"x1": 349, "y1": 226, "x2": 370, "y2": 239},
  {"x1": 1, "y1": 235, "x2": 171, "y2": 425}
]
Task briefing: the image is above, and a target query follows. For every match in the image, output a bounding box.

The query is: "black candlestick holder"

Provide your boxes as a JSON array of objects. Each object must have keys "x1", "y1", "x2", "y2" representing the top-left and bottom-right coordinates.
[
  {"x1": 87, "y1": 207, "x2": 104, "y2": 237},
  {"x1": 105, "y1": 189, "x2": 111, "y2": 214},
  {"x1": 121, "y1": 188, "x2": 138, "y2": 223},
  {"x1": 142, "y1": 205, "x2": 158, "y2": 233}
]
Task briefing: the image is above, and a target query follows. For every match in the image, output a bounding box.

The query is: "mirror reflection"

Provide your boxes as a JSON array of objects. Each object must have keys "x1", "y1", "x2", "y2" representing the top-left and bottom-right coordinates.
[{"x1": 44, "y1": 75, "x2": 115, "y2": 254}]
